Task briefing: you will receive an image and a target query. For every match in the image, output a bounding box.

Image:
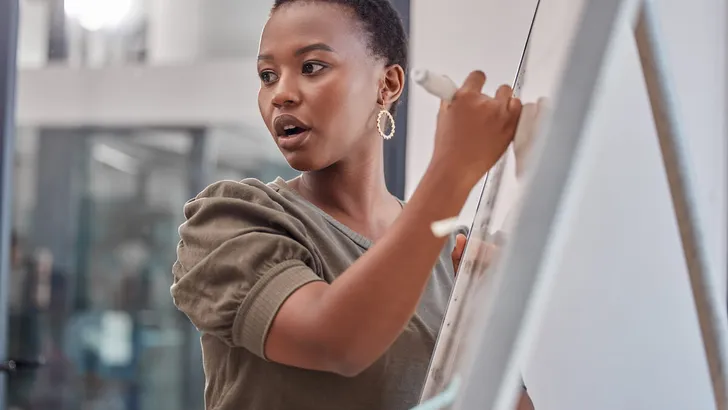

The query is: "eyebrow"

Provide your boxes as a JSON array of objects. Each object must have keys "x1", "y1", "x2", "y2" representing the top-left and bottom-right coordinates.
[{"x1": 257, "y1": 43, "x2": 336, "y2": 61}]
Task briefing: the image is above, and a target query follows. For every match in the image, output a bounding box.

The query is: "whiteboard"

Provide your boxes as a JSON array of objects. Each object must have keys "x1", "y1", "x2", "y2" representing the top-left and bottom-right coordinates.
[
  {"x1": 420, "y1": 0, "x2": 719, "y2": 409},
  {"x1": 418, "y1": 0, "x2": 551, "y2": 400}
]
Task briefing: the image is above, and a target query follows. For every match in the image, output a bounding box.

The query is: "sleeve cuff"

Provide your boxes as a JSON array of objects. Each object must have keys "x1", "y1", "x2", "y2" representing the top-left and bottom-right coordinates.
[{"x1": 233, "y1": 260, "x2": 323, "y2": 359}]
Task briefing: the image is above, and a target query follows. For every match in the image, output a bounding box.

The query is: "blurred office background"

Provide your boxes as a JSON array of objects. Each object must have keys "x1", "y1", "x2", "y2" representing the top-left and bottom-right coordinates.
[{"x1": 6, "y1": 1, "x2": 326, "y2": 409}]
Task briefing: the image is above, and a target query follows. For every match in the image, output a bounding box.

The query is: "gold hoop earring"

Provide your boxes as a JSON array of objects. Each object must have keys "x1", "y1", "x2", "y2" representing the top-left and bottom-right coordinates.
[{"x1": 377, "y1": 107, "x2": 395, "y2": 140}]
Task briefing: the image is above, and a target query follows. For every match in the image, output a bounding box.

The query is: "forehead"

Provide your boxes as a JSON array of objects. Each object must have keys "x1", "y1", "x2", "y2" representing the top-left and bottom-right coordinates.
[{"x1": 259, "y1": 2, "x2": 371, "y2": 59}]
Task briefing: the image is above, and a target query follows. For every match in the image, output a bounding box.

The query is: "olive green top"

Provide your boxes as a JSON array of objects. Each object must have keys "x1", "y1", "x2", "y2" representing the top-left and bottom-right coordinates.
[{"x1": 171, "y1": 177, "x2": 463, "y2": 410}]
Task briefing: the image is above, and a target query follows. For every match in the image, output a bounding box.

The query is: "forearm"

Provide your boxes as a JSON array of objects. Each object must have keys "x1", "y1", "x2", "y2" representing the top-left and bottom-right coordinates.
[
  {"x1": 517, "y1": 390, "x2": 535, "y2": 410},
  {"x1": 312, "y1": 163, "x2": 472, "y2": 372}
]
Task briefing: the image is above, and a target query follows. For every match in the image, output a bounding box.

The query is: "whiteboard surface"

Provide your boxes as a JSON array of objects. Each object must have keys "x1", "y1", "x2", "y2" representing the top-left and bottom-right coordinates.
[{"x1": 421, "y1": 0, "x2": 724, "y2": 408}]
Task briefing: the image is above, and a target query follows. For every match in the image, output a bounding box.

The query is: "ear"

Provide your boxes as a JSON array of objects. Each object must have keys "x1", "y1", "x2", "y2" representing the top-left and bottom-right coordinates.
[{"x1": 378, "y1": 64, "x2": 405, "y2": 110}]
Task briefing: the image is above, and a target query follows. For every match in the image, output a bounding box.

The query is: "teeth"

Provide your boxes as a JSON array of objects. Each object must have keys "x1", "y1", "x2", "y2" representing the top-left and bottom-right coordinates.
[{"x1": 284, "y1": 125, "x2": 296, "y2": 130}]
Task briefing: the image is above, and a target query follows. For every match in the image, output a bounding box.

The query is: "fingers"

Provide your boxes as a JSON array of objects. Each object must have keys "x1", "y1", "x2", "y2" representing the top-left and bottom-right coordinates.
[
  {"x1": 451, "y1": 233, "x2": 467, "y2": 273},
  {"x1": 455, "y1": 234, "x2": 467, "y2": 254},
  {"x1": 495, "y1": 84, "x2": 513, "y2": 102},
  {"x1": 507, "y1": 97, "x2": 524, "y2": 127},
  {"x1": 468, "y1": 240, "x2": 500, "y2": 273},
  {"x1": 509, "y1": 97, "x2": 523, "y2": 114},
  {"x1": 489, "y1": 230, "x2": 508, "y2": 246},
  {"x1": 494, "y1": 84, "x2": 521, "y2": 118},
  {"x1": 457, "y1": 234, "x2": 502, "y2": 271},
  {"x1": 461, "y1": 70, "x2": 487, "y2": 93},
  {"x1": 439, "y1": 97, "x2": 450, "y2": 111},
  {"x1": 451, "y1": 234, "x2": 466, "y2": 259}
]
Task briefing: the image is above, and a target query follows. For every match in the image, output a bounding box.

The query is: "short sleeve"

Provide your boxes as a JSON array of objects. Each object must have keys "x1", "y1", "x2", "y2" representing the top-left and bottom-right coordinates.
[{"x1": 170, "y1": 180, "x2": 324, "y2": 359}]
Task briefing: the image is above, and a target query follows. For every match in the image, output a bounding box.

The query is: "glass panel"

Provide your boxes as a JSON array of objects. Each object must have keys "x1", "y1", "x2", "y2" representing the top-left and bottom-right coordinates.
[{"x1": 8, "y1": 129, "x2": 195, "y2": 410}]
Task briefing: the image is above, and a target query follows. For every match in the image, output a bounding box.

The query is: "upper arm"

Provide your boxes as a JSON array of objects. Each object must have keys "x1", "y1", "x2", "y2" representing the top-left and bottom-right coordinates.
[
  {"x1": 263, "y1": 280, "x2": 350, "y2": 373},
  {"x1": 171, "y1": 181, "x2": 326, "y2": 361}
]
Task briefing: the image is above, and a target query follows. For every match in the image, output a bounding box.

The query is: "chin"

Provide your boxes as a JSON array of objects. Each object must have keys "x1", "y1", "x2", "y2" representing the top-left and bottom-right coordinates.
[{"x1": 282, "y1": 151, "x2": 329, "y2": 173}]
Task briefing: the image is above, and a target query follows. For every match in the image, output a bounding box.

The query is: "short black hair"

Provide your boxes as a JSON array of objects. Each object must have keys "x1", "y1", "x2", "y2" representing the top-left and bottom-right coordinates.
[{"x1": 271, "y1": 0, "x2": 408, "y2": 114}]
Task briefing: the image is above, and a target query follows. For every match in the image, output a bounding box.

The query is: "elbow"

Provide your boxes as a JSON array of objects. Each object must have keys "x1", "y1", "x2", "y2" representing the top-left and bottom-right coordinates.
[
  {"x1": 328, "y1": 354, "x2": 371, "y2": 378},
  {"x1": 321, "y1": 340, "x2": 377, "y2": 378}
]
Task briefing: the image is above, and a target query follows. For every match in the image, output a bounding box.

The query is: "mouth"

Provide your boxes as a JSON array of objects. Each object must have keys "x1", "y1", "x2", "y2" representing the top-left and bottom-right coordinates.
[{"x1": 273, "y1": 114, "x2": 311, "y2": 138}]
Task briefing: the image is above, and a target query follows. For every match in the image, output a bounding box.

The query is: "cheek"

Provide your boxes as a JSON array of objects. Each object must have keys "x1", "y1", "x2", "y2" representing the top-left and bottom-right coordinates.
[
  {"x1": 309, "y1": 72, "x2": 376, "y2": 133},
  {"x1": 308, "y1": 76, "x2": 349, "y2": 114},
  {"x1": 257, "y1": 91, "x2": 263, "y2": 116},
  {"x1": 257, "y1": 89, "x2": 274, "y2": 131}
]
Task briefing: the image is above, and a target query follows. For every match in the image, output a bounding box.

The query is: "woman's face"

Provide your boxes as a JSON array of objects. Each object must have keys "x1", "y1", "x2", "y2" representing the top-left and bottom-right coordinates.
[{"x1": 257, "y1": 3, "x2": 391, "y2": 171}]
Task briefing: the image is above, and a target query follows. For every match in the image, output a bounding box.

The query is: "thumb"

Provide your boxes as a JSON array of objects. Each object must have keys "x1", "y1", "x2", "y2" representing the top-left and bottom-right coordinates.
[{"x1": 451, "y1": 234, "x2": 467, "y2": 273}]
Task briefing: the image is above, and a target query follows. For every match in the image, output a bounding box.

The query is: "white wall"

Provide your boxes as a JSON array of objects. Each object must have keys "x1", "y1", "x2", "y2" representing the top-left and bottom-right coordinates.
[
  {"x1": 16, "y1": 60, "x2": 263, "y2": 128},
  {"x1": 147, "y1": 0, "x2": 268, "y2": 64},
  {"x1": 408, "y1": 0, "x2": 727, "y2": 409}
]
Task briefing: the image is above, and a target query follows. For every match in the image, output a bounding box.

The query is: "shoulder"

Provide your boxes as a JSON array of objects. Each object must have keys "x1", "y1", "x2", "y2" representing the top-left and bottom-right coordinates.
[
  {"x1": 174, "y1": 178, "x2": 317, "y2": 279},
  {"x1": 182, "y1": 178, "x2": 292, "y2": 220},
  {"x1": 171, "y1": 179, "x2": 323, "y2": 354},
  {"x1": 178, "y1": 178, "x2": 312, "y2": 249},
  {"x1": 188, "y1": 178, "x2": 281, "y2": 206}
]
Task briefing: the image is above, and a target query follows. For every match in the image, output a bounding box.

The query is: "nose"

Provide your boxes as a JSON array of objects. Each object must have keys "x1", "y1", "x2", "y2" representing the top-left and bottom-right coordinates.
[{"x1": 271, "y1": 74, "x2": 301, "y2": 108}]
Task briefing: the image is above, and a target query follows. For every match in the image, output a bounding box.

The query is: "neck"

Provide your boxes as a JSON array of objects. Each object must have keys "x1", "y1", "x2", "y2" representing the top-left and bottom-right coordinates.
[{"x1": 297, "y1": 139, "x2": 392, "y2": 219}]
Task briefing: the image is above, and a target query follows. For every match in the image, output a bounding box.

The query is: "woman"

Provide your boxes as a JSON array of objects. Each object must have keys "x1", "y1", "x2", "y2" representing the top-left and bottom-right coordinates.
[{"x1": 171, "y1": 0, "x2": 534, "y2": 409}]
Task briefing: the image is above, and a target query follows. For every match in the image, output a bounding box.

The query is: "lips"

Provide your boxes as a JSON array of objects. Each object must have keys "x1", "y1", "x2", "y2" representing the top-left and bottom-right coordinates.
[{"x1": 273, "y1": 114, "x2": 311, "y2": 138}]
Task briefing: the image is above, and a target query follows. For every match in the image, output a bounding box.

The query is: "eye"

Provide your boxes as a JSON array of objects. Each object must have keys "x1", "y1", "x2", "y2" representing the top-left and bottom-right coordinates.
[
  {"x1": 259, "y1": 70, "x2": 279, "y2": 84},
  {"x1": 302, "y1": 62, "x2": 327, "y2": 75}
]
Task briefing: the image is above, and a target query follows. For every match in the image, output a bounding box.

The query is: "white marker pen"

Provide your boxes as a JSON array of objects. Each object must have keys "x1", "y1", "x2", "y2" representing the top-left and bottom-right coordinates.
[{"x1": 412, "y1": 69, "x2": 459, "y2": 102}]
